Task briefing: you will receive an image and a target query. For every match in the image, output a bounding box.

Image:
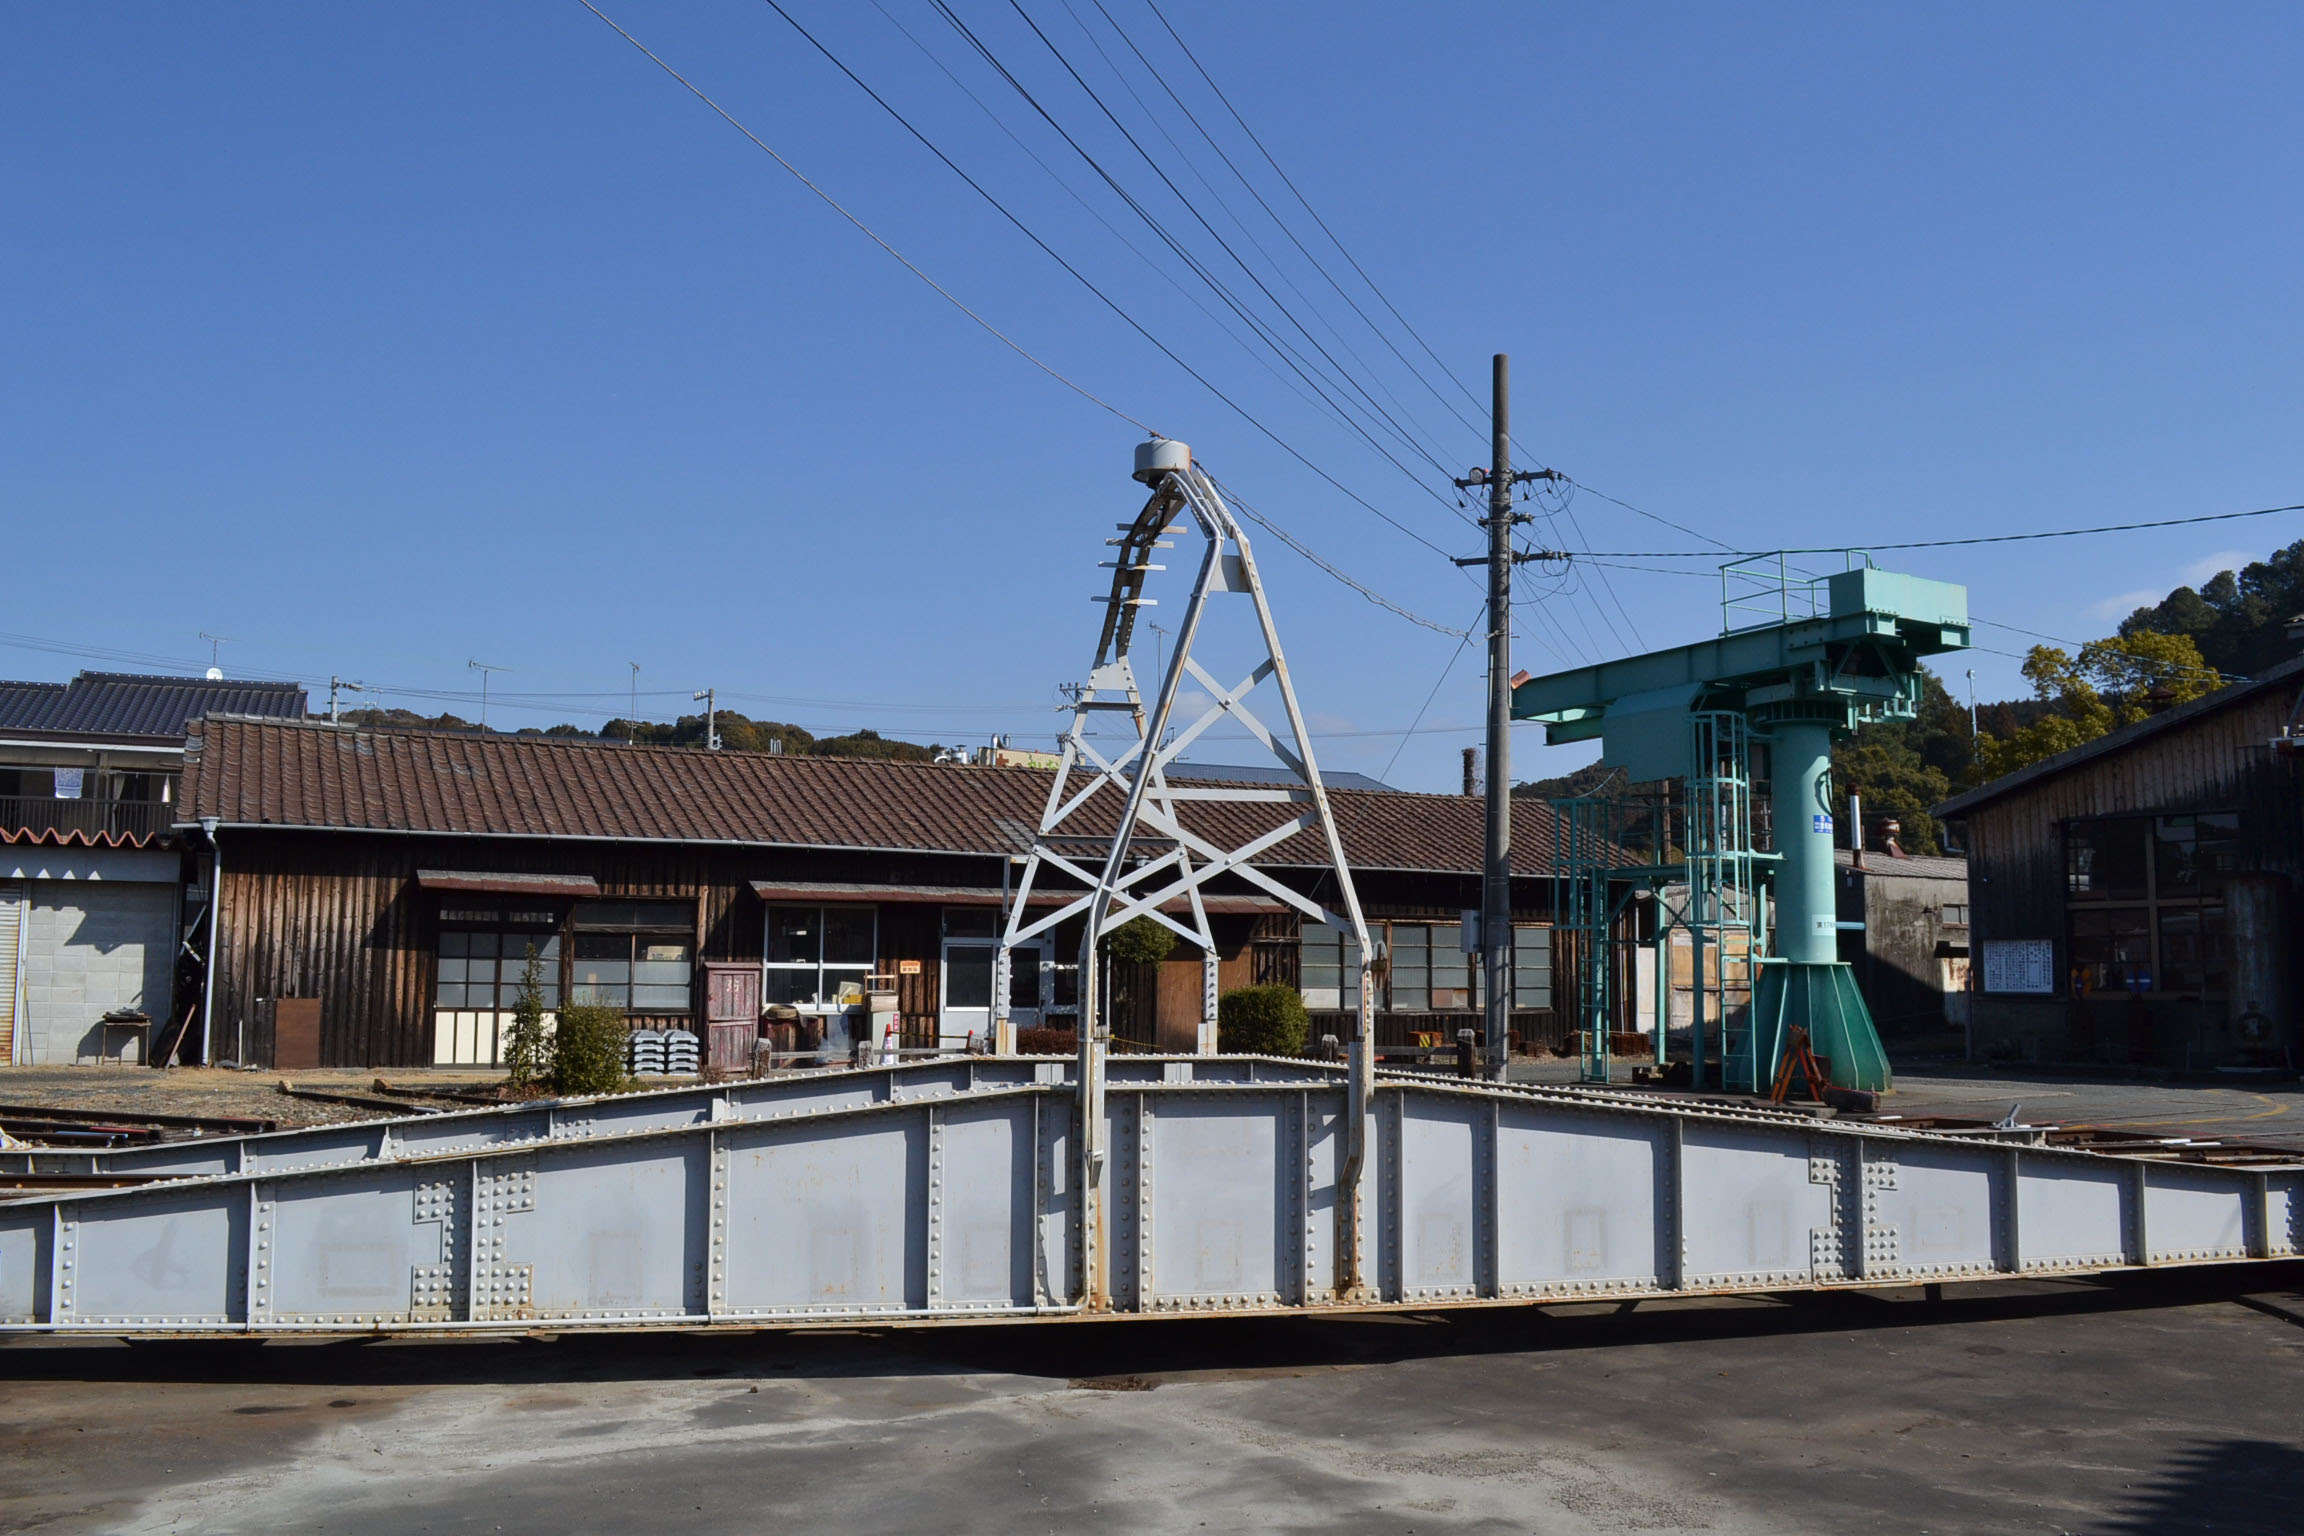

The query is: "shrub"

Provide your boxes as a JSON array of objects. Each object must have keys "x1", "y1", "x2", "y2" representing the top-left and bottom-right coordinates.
[
  {"x1": 1217, "y1": 984, "x2": 1310, "y2": 1057},
  {"x1": 548, "y1": 1003, "x2": 631, "y2": 1096},
  {"x1": 1105, "y1": 914, "x2": 1177, "y2": 966},
  {"x1": 503, "y1": 945, "x2": 551, "y2": 1091}
]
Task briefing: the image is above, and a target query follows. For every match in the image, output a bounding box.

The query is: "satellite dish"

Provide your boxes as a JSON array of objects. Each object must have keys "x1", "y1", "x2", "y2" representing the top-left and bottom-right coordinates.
[{"x1": 205, "y1": 666, "x2": 224, "y2": 680}]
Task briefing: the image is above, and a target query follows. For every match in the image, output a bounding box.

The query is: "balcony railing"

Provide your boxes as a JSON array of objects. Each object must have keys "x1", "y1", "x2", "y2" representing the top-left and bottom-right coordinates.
[{"x1": 0, "y1": 796, "x2": 176, "y2": 841}]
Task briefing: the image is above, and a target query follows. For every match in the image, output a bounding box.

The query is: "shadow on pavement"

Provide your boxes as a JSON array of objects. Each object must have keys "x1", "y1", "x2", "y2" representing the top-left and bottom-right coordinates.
[
  {"x1": 2083, "y1": 1437, "x2": 2304, "y2": 1536},
  {"x1": 1, "y1": 1260, "x2": 2294, "y2": 1390}
]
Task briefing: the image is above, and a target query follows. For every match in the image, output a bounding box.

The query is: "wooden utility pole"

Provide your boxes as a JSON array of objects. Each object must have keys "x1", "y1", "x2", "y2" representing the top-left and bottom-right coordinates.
[{"x1": 1454, "y1": 355, "x2": 1562, "y2": 1079}]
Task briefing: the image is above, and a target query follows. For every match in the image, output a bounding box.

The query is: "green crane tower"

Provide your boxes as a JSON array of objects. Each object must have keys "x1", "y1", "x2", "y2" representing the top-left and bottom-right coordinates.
[{"x1": 1513, "y1": 563, "x2": 1970, "y2": 1093}]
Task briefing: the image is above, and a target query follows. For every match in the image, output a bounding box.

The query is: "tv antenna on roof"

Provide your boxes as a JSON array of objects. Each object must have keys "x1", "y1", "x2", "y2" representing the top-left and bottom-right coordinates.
[
  {"x1": 467, "y1": 659, "x2": 509, "y2": 730},
  {"x1": 198, "y1": 632, "x2": 236, "y2": 680}
]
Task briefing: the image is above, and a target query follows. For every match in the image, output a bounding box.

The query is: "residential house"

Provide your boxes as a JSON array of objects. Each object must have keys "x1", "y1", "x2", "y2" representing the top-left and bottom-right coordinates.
[{"x1": 0, "y1": 671, "x2": 307, "y2": 1063}]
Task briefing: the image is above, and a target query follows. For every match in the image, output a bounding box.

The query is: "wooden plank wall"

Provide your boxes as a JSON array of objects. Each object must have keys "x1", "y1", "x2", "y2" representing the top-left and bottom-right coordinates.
[
  {"x1": 1963, "y1": 686, "x2": 2304, "y2": 972},
  {"x1": 215, "y1": 832, "x2": 1011, "y2": 1068},
  {"x1": 211, "y1": 834, "x2": 1585, "y2": 1067}
]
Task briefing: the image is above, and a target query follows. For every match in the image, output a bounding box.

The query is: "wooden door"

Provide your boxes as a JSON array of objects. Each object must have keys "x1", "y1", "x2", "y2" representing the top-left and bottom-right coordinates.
[
  {"x1": 702, "y1": 963, "x2": 761, "y2": 1024},
  {"x1": 274, "y1": 998, "x2": 323, "y2": 1070}
]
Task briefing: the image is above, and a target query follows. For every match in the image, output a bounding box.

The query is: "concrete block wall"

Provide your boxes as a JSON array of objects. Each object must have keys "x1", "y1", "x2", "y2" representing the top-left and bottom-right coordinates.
[{"x1": 21, "y1": 883, "x2": 177, "y2": 1065}]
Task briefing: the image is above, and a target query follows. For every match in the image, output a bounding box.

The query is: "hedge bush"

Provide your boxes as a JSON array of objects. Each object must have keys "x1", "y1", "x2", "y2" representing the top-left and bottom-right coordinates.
[
  {"x1": 1106, "y1": 914, "x2": 1177, "y2": 966},
  {"x1": 1217, "y1": 983, "x2": 1310, "y2": 1057},
  {"x1": 548, "y1": 1003, "x2": 631, "y2": 1096}
]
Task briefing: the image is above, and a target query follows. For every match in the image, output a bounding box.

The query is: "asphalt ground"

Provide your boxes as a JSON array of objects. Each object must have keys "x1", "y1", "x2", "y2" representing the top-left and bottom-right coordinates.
[{"x1": 2, "y1": 1269, "x2": 2300, "y2": 1536}]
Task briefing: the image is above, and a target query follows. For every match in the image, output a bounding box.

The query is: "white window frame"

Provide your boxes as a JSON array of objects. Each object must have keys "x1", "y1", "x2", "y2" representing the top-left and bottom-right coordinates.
[{"x1": 763, "y1": 904, "x2": 878, "y2": 1013}]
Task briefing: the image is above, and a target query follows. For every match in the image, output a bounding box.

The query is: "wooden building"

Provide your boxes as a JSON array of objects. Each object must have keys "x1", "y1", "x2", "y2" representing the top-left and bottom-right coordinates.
[
  {"x1": 1936, "y1": 654, "x2": 2304, "y2": 1068},
  {"x1": 178, "y1": 716, "x2": 1586, "y2": 1069}
]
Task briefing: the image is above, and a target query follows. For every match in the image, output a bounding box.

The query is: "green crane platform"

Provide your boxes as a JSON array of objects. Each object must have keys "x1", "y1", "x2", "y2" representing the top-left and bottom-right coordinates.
[{"x1": 1513, "y1": 563, "x2": 1970, "y2": 1093}]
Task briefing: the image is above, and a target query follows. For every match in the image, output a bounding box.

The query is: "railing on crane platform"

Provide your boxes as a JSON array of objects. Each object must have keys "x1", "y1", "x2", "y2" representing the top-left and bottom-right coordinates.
[{"x1": 1718, "y1": 551, "x2": 1879, "y2": 634}]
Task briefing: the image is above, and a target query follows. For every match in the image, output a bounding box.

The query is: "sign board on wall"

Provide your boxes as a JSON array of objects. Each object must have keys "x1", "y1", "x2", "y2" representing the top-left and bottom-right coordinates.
[
  {"x1": 898, "y1": 959, "x2": 922, "y2": 976},
  {"x1": 1981, "y1": 939, "x2": 2055, "y2": 995}
]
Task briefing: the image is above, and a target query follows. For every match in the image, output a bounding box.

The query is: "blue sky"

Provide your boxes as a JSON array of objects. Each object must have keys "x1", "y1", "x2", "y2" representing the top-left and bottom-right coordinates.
[{"x1": 4, "y1": 3, "x2": 2299, "y2": 790}]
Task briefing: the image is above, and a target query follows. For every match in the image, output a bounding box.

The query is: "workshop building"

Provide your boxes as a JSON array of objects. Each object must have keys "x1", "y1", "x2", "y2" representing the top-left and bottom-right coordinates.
[
  {"x1": 1936, "y1": 654, "x2": 2304, "y2": 1068},
  {"x1": 177, "y1": 715, "x2": 1588, "y2": 1069}
]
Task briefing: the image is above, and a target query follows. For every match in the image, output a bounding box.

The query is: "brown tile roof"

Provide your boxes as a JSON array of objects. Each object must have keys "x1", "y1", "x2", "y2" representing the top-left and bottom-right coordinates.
[
  {"x1": 181, "y1": 716, "x2": 1568, "y2": 877},
  {"x1": 0, "y1": 825, "x2": 160, "y2": 850}
]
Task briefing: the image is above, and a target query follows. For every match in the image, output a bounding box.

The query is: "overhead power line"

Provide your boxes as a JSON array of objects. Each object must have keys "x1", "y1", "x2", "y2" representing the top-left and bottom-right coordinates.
[
  {"x1": 1137, "y1": 0, "x2": 1491, "y2": 443},
  {"x1": 992, "y1": 0, "x2": 1466, "y2": 494},
  {"x1": 1060, "y1": 0, "x2": 1467, "y2": 473},
  {"x1": 1561, "y1": 477, "x2": 1741, "y2": 555},
  {"x1": 1380, "y1": 604, "x2": 1483, "y2": 782},
  {"x1": 1208, "y1": 478, "x2": 1469, "y2": 637},
  {"x1": 734, "y1": 0, "x2": 1462, "y2": 564},
  {"x1": 912, "y1": 0, "x2": 1470, "y2": 532},
  {"x1": 576, "y1": 0, "x2": 1151, "y2": 433},
  {"x1": 1570, "y1": 500, "x2": 2304, "y2": 559}
]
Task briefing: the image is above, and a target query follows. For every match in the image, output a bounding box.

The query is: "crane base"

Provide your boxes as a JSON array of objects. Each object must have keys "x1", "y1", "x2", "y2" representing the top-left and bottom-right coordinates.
[{"x1": 1746, "y1": 960, "x2": 1893, "y2": 1094}]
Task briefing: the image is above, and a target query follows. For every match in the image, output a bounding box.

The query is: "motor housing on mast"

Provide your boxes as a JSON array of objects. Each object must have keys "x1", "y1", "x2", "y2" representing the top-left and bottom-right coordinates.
[{"x1": 1132, "y1": 437, "x2": 1190, "y2": 484}]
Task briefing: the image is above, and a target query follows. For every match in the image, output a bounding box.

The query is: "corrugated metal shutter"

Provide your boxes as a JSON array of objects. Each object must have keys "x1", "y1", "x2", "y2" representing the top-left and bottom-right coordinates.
[{"x1": 0, "y1": 881, "x2": 22, "y2": 1064}]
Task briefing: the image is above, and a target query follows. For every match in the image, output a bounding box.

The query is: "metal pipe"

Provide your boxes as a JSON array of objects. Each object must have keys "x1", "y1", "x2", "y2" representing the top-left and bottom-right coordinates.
[
  {"x1": 993, "y1": 855, "x2": 1015, "y2": 1055},
  {"x1": 198, "y1": 816, "x2": 220, "y2": 1067}
]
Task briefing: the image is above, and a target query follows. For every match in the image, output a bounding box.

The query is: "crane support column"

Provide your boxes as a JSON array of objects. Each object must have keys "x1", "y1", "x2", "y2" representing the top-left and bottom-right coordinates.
[
  {"x1": 1750, "y1": 717, "x2": 1890, "y2": 1092},
  {"x1": 1769, "y1": 720, "x2": 1838, "y2": 967}
]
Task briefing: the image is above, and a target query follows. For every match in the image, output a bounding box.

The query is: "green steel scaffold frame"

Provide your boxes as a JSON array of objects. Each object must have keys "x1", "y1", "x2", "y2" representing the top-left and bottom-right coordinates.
[
  {"x1": 1552, "y1": 713, "x2": 1766, "y2": 1086},
  {"x1": 1553, "y1": 792, "x2": 1644, "y2": 1085},
  {"x1": 1681, "y1": 711, "x2": 1765, "y2": 1089}
]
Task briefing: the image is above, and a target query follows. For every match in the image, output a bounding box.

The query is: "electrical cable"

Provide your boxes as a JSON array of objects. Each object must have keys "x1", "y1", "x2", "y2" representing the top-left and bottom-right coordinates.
[
  {"x1": 1208, "y1": 477, "x2": 1470, "y2": 637},
  {"x1": 1137, "y1": 0, "x2": 1494, "y2": 443},
  {"x1": 1963, "y1": 621, "x2": 2244, "y2": 683},
  {"x1": 998, "y1": 0, "x2": 1468, "y2": 492},
  {"x1": 731, "y1": 0, "x2": 1463, "y2": 562},
  {"x1": 1560, "y1": 477, "x2": 1741, "y2": 556},
  {"x1": 1379, "y1": 605, "x2": 1484, "y2": 782},
  {"x1": 1568, "y1": 501, "x2": 2304, "y2": 559},
  {"x1": 1532, "y1": 481, "x2": 1643, "y2": 653},
  {"x1": 1135, "y1": 2, "x2": 1756, "y2": 579},
  {"x1": 862, "y1": 0, "x2": 1415, "y2": 461},
  {"x1": 574, "y1": 0, "x2": 1153, "y2": 435},
  {"x1": 920, "y1": 0, "x2": 1471, "y2": 523},
  {"x1": 1068, "y1": 0, "x2": 1465, "y2": 465}
]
